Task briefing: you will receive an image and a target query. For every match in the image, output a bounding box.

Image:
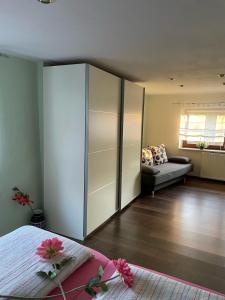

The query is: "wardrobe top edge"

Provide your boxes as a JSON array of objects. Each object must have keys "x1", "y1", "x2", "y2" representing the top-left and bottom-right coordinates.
[
  {"x1": 44, "y1": 63, "x2": 117, "y2": 76},
  {"x1": 44, "y1": 63, "x2": 123, "y2": 82},
  {"x1": 44, "y1": 63, "x2": 88, "y2": 69},
  {"x1": 43, "y1": 63, "x2": 144, "y2": 90}
]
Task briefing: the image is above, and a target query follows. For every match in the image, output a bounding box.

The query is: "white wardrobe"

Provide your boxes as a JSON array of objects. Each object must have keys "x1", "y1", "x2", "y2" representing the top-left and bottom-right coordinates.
[
  {"x1": 43, "y1": 64, "x2": 120, "y2": 240},
  {"x1": 120, "y1": 80, "x2": 144, "y2": 209}
]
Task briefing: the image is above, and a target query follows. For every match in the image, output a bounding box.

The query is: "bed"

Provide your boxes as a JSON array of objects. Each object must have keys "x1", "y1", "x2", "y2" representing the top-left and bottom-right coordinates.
[
  {"x1": 0, "y1": 226, "x2": 224, "y2": 300},
  {"x1": 49, "y1": 253, "x2": 225, "y2": 300}
]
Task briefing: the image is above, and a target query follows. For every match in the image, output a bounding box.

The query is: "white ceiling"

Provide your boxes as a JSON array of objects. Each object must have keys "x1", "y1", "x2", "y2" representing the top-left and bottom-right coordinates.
[{"x1": 1, "y1": 0, "x2": 225, "y2": 94}]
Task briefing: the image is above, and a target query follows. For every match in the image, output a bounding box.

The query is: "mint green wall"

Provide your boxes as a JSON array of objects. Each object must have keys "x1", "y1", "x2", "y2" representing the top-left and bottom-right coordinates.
[
  {"x1": 37, "y1": 62, "x2": 44, "y2": 204},
  {"x1": 0, "y1": 56, "x2": 42, "y2": 235}
]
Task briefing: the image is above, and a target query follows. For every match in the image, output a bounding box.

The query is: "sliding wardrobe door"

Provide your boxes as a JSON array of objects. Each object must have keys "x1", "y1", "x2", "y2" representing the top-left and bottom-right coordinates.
[
  {"x1": 120, "y1": 80, "x2": 144, "y2": 209},
  {"x1": 86, "y1": 66, "x2": 121, "y2": 235}
]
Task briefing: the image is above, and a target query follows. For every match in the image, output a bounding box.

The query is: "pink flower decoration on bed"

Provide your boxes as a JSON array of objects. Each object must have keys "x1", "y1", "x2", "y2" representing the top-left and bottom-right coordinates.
[
  {"x1": 36, "y1": 237, "x2": 64, "y2": 260},
  {"x1": 112, "y1": 258, "x2": 134, "y2": 287}
]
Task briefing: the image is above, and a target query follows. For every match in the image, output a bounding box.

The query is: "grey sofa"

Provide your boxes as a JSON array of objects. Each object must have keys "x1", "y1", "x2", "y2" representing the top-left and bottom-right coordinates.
[{"x1": 141, "y1": 156, "x2": 193, "y2": 196}]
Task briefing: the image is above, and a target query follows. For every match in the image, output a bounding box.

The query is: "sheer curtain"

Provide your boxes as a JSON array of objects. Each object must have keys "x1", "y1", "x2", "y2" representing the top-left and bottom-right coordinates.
[{"x1": 178, "y1": 103, "x2": 225, "y2": 149}]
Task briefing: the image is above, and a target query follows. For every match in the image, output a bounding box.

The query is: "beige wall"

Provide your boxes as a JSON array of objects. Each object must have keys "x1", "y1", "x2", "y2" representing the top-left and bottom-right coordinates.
[{"x1": 143, "y1": 92, "x2": 225, "y2": 176}]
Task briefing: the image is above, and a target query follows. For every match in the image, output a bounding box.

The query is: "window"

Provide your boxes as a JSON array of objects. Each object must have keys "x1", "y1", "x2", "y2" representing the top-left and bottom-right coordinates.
[{"x1": 179, "y1": 111, "x2": 225, "y2": 150}]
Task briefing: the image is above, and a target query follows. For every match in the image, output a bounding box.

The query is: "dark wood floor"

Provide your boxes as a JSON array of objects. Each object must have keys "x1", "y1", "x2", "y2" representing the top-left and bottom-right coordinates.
[{"x1": 84, "y1": 177, "x2": 225, "y2": 294}]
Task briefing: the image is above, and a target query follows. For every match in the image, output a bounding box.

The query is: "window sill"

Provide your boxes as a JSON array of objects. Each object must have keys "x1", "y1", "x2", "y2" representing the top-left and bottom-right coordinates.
[{"x1": 179, "y1": 147, "x2": 225, "y2": 154}]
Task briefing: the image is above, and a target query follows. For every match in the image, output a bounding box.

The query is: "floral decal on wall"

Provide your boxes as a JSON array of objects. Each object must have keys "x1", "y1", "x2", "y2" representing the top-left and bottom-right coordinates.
[{"x1": 12, "y1": 187, "x2": 34, "y2": 212}]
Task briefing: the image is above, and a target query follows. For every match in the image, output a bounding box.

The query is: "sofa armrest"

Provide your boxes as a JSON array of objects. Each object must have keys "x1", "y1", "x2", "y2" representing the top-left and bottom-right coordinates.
[
  {"x1": 168, "y1": 156, "x2": 191, "y2": 164},
  {"x1": 141, "y1": 165, "x2": 160, "y2": 175}
]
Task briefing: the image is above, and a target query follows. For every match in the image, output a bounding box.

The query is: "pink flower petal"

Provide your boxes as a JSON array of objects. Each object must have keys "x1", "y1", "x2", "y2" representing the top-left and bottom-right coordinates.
[
  {"x1": 36, "y1": 237, "x2": 64, "y2": 260},
  {"x1": 112, "y1": 258, "x2": 134, "y2": 288}
]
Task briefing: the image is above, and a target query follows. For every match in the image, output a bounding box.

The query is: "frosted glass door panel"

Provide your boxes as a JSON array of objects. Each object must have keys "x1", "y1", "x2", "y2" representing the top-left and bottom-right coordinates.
[
  {"x1": 88, "y1": 149, "x2": 117, "y2": 194},
  {"x1": 123, "y1": 114, "x2": 143, "y2": 146},
  {"x1": 88, "y1": 67, "x2": 120, "y2": 113},
  {"x1": 89, "y1": 111, "x2": 118, "y2": 153},
  {"x1": 121, "y1": 81, "x2": 144, "y2": 209},
  {"x1": 87, "y1": 182, "x2": 117, "y2": 234}
]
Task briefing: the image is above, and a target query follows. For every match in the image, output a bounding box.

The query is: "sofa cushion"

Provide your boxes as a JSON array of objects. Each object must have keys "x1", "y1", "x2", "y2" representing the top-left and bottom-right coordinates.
[
  {"x1": 142, "y1": 165, "x2": 160, "y2": 175},
  {"x1": 142, "y1": 148, "x2": 154, "y2": 166},
  {"x1": 168, "y1": 156, "x2": 191, "y2": 164},
  {"x1": 148, "y1": 144, "x2": 168, "y2": 165},
  {"x1": 153, "y1": 162, "x2": 192, "y2": 185}
]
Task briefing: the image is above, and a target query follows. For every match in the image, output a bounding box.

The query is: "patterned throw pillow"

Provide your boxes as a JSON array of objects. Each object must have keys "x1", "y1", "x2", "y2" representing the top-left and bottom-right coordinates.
[
  {"x1": 148, "y1": 144, "x2": 168, "y2": 165},
  {"x1": 142, "y1": 148, "x2": 154, "y2": 166}
]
